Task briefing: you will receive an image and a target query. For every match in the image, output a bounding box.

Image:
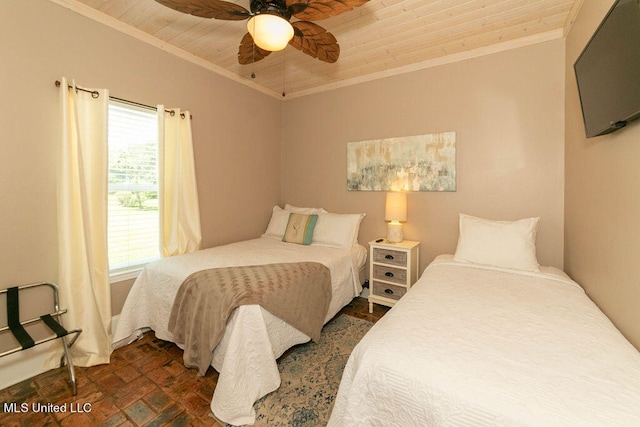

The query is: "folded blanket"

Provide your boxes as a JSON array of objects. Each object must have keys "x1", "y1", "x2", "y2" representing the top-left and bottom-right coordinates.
[{"x1": 168, "y1": 262, "x2": 332, "y2": 375}]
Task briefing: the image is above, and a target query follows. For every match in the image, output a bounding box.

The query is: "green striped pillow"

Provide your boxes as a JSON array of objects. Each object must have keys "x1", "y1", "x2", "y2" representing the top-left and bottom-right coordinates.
[{"x1": 282, "y1": 213, "x2": 318, "y2": 245}]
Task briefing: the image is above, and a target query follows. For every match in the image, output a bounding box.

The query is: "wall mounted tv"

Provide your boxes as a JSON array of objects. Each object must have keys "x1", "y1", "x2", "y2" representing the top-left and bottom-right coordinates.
[{"x1": 574, "y1": 0, "x2": 640, "y2": 138}]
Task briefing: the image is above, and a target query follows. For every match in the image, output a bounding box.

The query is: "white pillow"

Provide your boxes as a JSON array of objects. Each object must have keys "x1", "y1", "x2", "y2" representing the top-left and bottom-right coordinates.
[
  {"x1": 453, "y1": 213, "x2": 540, "y2": 271},
  {"x1": 263, "y1": 206, "x2": 291, "y2": 238},
  {"x1": 313, "y1": 212, "x2": 366, "y2": 248},
  {"x1": 284, "y1": 204, "x2": 328, "y2": 214}
]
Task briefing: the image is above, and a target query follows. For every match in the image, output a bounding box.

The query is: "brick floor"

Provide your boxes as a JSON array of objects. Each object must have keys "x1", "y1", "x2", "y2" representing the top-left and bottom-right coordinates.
[{"x1": 0, "y1": 297, "x2": 388, "y2": 426}]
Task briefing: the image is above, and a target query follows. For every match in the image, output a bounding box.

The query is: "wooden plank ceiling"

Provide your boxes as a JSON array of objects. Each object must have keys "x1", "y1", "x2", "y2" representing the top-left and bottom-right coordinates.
[{"x1": 63, "y1": 0, "x2": 583, "y2": 99}]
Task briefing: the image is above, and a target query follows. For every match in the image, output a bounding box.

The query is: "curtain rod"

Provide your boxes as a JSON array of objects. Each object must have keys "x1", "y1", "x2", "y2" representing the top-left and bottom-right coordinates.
[{"x1": 54, "y1": 80, "x2": 192, "y2": 119}]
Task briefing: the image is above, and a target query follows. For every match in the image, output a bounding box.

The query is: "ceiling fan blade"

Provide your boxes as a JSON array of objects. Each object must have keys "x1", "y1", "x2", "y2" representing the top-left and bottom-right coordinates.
[
  {"x1": 290, "y1": 21, "x2": 339, "y2": 63},
  {"x1": 238, "y1": 33, "x2": 273, "y2": 64},
  {"x1": 287, "y1": 0, "x2": 369, "y2": 21},
  {"x1": 154, "y1": 0, "x2": 250, "y2": 20}
]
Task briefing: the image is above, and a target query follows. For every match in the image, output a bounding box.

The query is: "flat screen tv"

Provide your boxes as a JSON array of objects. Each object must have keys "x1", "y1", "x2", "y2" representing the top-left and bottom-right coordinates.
[{"x1": 574, "y1": 0, "x2": 640, "y2": 138}]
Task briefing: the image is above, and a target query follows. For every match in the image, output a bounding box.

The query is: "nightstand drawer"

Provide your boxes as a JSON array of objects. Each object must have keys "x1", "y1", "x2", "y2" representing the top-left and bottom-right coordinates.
[
  {"x1": 372, "y1": 248, "x2": 408, "y2": 267},
  {"x1": 372, "y1": 264, "x2": 407, "y2": 285},
  {"x1": 371, "y1": 281, "x2": 406, "y2": 301}
]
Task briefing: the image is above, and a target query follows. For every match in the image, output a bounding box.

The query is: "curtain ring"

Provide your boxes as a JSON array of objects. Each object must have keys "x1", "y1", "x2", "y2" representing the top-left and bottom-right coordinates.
[
  {"x1": 180, "y1": 113, "x2": 185, "y2": 119},
  {"x1": 91, "y1": 91, "x2": 99, "y2": 99},
  {"x1": 169, "y1": 110, "x2": 176, "y2": 117}
]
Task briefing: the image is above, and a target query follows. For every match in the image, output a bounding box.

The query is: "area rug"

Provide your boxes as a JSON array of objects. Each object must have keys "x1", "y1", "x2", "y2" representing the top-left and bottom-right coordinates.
[{"x1": 250, "y1": 314, "x2": 374, "y2": 426}]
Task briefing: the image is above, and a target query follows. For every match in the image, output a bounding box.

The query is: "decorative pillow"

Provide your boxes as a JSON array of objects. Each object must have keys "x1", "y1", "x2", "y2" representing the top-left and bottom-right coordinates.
[
  {"x1": 282, "y1": 213, "x2": 318, "y2": 245},
  {"x1": 453, "y1": 213, "x2": 540, "y2": 271},
  {"x1": 312, "y1": 212, "x2": 366, "y2": 248},
  {"x1": 284, "y1": 204, "x2": 328, "y2": 214},
  {"x1": 263, "y1": 206, "x2": 291, "y2": 238}
]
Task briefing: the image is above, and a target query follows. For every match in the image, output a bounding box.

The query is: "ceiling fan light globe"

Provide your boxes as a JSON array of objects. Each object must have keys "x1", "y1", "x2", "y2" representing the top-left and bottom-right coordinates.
[{"x1": 247, "y1": 14, "x2": 294, "y2": 52}]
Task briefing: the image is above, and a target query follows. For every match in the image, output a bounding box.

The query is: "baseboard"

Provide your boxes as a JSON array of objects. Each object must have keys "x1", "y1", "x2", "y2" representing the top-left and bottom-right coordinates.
[{"x1": 0, "y1": 345, "x2": 50, "y2": 390}]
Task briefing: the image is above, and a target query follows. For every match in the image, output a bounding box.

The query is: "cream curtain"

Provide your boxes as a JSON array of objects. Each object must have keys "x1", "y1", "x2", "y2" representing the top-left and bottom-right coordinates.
[
  {"x1": 158, "y1": 106, "x2": 202, "y2": 257},
  {"x1": 46, "y1": 77, "x2": 112, "y2": 368}
]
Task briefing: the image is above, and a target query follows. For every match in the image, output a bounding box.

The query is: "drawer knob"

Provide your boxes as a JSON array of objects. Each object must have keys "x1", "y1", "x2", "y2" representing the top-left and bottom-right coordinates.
[
  {"x1": 385, "y1": 255, "x2": 394, "y2": 260},
  {"x1": 385, "y1": 272, "x2": 394, "y2": 278},
  {"x1": 384, "y1": 288, "x2": 394, "y2": 295}
]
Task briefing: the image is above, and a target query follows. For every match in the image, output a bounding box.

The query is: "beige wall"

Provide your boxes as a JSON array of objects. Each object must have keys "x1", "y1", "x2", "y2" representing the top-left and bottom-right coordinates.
[
  {"x1": 565, "y1": 0, "x2": 640, "y2": 349},
  {"x1": 281, "y1": 39, "x2": 566, "y2": 273},
  {"x1": 0, "y1": 0, "x2": 282, "y2": 315}
]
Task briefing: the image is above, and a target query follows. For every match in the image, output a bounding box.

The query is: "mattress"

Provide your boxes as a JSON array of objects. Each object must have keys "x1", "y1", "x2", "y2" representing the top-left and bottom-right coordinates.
[
  {"x1": 113, "y1": 236, "x2": 365, "y2": 425},
  {"x1": 329, "y1": 255, "x2": 640, "y2": 426}
]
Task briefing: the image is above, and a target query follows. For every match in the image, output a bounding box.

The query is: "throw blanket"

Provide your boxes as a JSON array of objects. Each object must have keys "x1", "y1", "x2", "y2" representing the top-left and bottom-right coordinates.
[{"x1": 168, "y1": 262, "x2": 332, "y2": 376}]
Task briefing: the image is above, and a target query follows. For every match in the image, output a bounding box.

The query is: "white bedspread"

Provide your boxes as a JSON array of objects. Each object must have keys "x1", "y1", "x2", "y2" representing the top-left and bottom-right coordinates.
[
  {"x1": 329, "y1": 255, "x2": 640, "y2": 426},
  {"x1": 113, "y1": 236, "x2": 364, "y2": 426}
]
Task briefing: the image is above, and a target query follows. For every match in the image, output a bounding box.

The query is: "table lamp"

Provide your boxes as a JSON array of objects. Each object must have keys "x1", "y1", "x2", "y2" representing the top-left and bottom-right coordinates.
[{"x1": 385, "y1": 192, "x2": 407, "y2": 243}]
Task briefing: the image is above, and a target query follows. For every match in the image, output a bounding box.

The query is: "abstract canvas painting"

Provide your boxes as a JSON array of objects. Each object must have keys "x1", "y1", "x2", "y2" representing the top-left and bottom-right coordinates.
[{"x1": 347, "y1": 132, "x2": 456, "y2": 191}]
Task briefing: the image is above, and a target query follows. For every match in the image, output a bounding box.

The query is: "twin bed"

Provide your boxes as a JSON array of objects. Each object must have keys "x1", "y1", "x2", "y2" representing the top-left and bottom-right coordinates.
[
  {"x1": 330, "y1": 214, "x2": 640, "y2": 426},
  {"x1": 329, "y1": 255, "x2": 640, "y2": 425},
  {"x1": 114, "y1": 209, "x2": 640, "y2": 426}
]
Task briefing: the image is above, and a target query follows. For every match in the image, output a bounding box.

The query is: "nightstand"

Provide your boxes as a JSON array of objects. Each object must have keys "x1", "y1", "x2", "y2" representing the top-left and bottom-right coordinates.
[{"x1": 368, "y1": 239, "x2": 420, "y2": 313}]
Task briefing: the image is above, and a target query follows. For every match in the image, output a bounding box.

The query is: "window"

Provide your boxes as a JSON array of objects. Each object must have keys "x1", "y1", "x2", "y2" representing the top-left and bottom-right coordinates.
[{"x1": 107, "y1": 100, "x2": 159, "y2": 279}]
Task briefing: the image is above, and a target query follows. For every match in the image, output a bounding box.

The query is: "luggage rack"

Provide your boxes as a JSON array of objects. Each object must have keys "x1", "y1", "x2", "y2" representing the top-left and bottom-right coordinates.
[{"x1": 1, "y1": 282, "x2": 82, "y2": 395}]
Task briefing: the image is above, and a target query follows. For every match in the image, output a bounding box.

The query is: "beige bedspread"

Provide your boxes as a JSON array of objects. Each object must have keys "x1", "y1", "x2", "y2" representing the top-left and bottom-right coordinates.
[{"x1": 168, "y1": 262, "x2": 332, "y2": 375}]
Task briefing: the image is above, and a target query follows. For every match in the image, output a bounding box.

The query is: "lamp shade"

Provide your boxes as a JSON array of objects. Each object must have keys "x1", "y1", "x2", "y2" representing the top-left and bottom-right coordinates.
[
  {"x1": 385, "y1": 192, "x2": 407, "y2": 222},
  {"x1": 247, "y1": 14, "x2": 294, "y2": 51}
]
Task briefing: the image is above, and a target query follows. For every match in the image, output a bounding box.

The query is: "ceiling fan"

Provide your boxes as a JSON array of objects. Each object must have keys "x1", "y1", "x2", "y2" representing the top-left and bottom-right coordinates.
[{"x1": 154, "y1": 0, "x2": 369, "y2": 64}]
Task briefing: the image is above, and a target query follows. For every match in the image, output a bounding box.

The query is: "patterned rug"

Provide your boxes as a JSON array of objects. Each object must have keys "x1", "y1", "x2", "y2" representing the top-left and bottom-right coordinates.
[{"x1": 250, "y1": 314, "x2": 373, "y2": 426}]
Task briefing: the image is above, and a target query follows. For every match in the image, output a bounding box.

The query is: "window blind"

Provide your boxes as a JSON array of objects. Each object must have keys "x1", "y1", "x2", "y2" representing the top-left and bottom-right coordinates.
[{"x1": 107, "y1": 100, "x2": 160, "y2": 276}]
